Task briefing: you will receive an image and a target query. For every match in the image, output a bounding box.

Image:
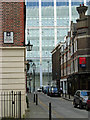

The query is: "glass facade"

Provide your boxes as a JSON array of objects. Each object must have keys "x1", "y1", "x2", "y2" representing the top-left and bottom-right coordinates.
[{"x1": 26, "y1": 0, "x2": 88, "y2": 86}]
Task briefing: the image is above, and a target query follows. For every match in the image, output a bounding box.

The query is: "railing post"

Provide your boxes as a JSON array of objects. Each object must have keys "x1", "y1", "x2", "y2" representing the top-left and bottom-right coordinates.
[
  {"x1": 19, "y1": 91, "x2": 21, "y2": 119},
  {"x1": 11, "y1": 91, "x2": 13, "y2": 117},
  {"x1": 9, "y1": 92, "x2": 11, "y2": 117},
  {"x1": 14, "y1": 92, "x2": 15, "y2": 117},
  {"x1": 18, "y1": 91, "x2": 21, "y2": 119},
  {"x1": 7, "y1": 92, "x2": 8, "y2": 117},
  {"x1": 16, "y1": 92, "x2": 17, "y2": 118}
]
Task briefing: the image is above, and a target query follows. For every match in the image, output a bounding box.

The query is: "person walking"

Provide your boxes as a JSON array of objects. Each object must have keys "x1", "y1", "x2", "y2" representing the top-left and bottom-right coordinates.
[{"x1": 60, "y1": 87, "x2": 63, "y2": 97}]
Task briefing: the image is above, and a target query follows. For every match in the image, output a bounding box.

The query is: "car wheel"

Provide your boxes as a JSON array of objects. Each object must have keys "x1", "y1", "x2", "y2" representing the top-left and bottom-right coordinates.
[
  {"x1": 79, "y1": 102, "x2": 83, "y2": 109},
  {"x1": 73, "y1": 101, "x2": 77, "y2": 108},
  {"x1": 86, "y1": 104, "x2": 89, "y2": 111}
]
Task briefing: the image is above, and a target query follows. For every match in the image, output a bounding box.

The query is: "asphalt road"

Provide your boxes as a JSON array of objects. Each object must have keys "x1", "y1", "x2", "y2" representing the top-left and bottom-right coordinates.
[{"x1": 37, "y1": 92, "x2": 89, "y2": 119}]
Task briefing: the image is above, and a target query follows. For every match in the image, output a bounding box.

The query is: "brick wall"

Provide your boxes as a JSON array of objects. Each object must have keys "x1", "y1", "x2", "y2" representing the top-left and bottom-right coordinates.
[
  {"x1": 0, "y1": 3, "x2": 2, "y2": 44},
  {"x1": 1, "y1": 2, "x2": 24, "y2": 47},
  {"x1": 52, "y1": 45, "x2": 61, "y2": 89}
]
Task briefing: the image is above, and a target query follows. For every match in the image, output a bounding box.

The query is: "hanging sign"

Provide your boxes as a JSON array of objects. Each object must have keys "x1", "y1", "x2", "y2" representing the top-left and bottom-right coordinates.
[{"x1": 79, "y1": 57, "x2": 86, "y2": 67}]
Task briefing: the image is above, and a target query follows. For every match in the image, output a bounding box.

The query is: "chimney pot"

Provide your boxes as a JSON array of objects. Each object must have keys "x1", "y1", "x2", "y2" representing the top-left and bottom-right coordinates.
[{"x1": 77, "y1": 5, "x2": 88, "y2": 19}]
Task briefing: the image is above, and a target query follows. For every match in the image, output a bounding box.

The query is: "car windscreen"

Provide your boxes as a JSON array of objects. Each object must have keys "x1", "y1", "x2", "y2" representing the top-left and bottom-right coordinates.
[
  {"x1": 52, "y1": 87, "x2": 58, "y2": 91},
  {"x1": 81, "y1": 91, "x2": 90, "y2": 96}
]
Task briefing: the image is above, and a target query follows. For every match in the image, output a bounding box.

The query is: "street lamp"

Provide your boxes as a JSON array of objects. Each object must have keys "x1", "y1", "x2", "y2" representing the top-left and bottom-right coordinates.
[
  {"x1": 32, "y1": 63, "x2": 36, "y2": 92},
  {"x1": 28, "y1": 72, "x2": 32, "y2": 93},
  {"x1": 25, "y1": 40, "x2": 33, "y2": 93},
  {"x1": 47, "y1": 61, "x2": 50, "y2": 86},
  {"x1": 25, "y1": 29, "x2": 33, "y2": 93},
  {"x1": 25, "y1": 41, "x2": 33, "y2": 51}
]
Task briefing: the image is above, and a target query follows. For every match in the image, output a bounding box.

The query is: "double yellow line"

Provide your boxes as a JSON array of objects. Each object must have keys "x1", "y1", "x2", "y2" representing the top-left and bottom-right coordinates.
[{"x1": 39, "y1": 98, "x2": 65, "y2": 119}]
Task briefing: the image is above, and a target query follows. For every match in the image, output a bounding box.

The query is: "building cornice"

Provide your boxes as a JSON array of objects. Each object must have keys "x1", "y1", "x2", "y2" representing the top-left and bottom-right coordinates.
[
  {"x1": 0, "y1": 47, "x2": 26, "y2": 49},
  {"x1": 77, "y1": 35, "x2": 90, "y2": 39}
]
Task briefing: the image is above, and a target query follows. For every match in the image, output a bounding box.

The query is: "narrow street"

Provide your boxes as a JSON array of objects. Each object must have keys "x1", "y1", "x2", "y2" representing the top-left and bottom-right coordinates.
[{"x1": 26, "y1": 92, "x2": 89, "y2": 119}]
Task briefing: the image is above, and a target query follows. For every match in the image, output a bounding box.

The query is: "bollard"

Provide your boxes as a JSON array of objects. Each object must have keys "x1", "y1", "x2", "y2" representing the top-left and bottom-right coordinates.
[
  {"x1": 36, "y1": 94, "x2": 38, "y2": 105},
  {"x1": 34, "y1": 93, "x2": 35, "y2": 103},
  {"x1": 65, "y1": 92, "x2": 67, "y2": 98},
  {"x1": 69, "y1": 94, "x2": 70, "y2": 99},
  {"x1": 49, "y1": 102, "x2": 51, "y2": 120},
  {"x1": 62, "y1": 93, "x2": 64, "y2": 97}
]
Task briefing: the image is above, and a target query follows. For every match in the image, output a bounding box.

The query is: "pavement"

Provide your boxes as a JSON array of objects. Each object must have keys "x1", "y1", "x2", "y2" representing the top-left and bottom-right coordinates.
[
  {"x1": 25, "y1": 92, "x2": 74, "y2": 119},
  {"x1": 62, "y1": 94, "x2": 74, "y2": 102},
  {"x1": 25, "y1": 93, "x2": 49, "y2": 118}
]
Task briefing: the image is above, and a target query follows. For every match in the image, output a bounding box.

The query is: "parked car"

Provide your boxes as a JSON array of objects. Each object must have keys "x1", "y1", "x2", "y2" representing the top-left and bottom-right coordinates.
[
  {"x1": 48, "y1": 87, "x2": 61, "y2": 97},
  {"x1": 86, "y1": 96, "x2": 90, "y2": 111},
  {"x1": 47, "y1": 86, "x2": 51, "y2": 96},
  {"x1": 43, "y1": 86, "x2": 49, "y2": 94},
  {"x1": 73, "y1": 90, "x2": 90, "y2": 109},
  {"x1": 42, "y1": 86, "x2": 46, "y2": 93},
  {"x1": 37, "y1": 87, "x2": 42, "y2": 92}
]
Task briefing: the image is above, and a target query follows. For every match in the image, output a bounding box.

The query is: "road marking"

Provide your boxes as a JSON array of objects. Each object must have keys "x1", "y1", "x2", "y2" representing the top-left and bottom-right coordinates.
[{"x1": 39, "y1": 98, "x2": 65, "y2": 119}]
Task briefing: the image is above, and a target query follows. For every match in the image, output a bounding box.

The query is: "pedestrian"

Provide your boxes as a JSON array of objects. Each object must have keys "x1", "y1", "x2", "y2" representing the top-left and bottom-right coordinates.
[{"x1": 60, "y1": 87, "x2": 63, "y2": 97}]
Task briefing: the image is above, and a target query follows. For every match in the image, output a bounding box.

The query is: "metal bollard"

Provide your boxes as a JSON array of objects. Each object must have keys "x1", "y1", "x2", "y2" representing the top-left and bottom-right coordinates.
[
  {"x1": 34, "y1": 93, "x2": 35, "y2": 103},
  {"x1": 65, "y1": 92, "x2": 67, "y2": 98},
  {"x1": 62, "y1": 93, "x2": 64, "y2": 97},
  {"x1": 36, "y1": 94, "x2": 38, "y2": 105},
  {"x1": 69, "y1": 94, "x2": 70, "y2": 99},
  {"x1": 49, "y1": 102, "x2": 51, "y2": 120}
]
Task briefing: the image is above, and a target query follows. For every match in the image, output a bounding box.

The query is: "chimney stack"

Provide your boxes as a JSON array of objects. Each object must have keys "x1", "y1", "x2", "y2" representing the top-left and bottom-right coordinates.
[{"x1": 77, "y1": 4, "x2": 88, "y2": 19}]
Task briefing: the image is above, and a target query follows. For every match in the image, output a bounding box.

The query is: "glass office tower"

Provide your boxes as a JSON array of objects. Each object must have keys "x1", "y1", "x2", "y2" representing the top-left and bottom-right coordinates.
[{"x1": 26, "y1": 0, "x2": 88, "y2": 87}]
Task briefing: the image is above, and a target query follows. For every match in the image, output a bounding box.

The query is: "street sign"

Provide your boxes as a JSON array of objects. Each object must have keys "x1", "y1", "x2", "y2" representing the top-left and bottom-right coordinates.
[{"x1": 79, "y1": 57, "x2": 86, "y2": 67}]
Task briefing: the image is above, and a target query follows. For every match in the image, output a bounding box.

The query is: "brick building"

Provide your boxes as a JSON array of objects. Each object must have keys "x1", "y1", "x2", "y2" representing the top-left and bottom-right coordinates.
[
  {"x1": 52, "y1": 4, "x2": 90, "y2": 96},
  {"x1": 0, "y1": 1, "x2": 26, "y2": 118},
  {"x1": 60, "y1": 34, "x2": 71, "y2": 94},
  {"x1": 51, "y1": 43, "x2": 62, "y2": 89},
  {"x1": 60, "y1": 5, "x2": 90, "y2": 95},
  {"x1": 67, "y1": 5, "x2": 90, "y2": 95}
]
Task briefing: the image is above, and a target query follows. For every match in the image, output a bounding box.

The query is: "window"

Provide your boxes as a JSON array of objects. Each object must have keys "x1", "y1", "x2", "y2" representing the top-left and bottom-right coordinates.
[
  {"x1": 71, "y1": 61, "x2": 74, "y2": 74},
  {"x1": 77, "y1": 91, "x2": 80, "y2": 96},
  {"x1": 76, "y1": 40, "x2": 77, "y2": 51},
  {"x1": 71, "y1": 44, "x2": 73, "y2": 55},
  {"x1": 76, "y1": 91, "x2": 80, "y2": 96},
  {"x1": 75, "y1": 58, "x2": 78, "y2": 72},
  {"x1": 74, "y1": 38, "x2": 77, "y2": 52}
]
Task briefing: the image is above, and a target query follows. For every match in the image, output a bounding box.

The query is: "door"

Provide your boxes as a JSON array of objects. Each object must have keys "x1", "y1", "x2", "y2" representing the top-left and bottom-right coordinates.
[{"x1": 75, "y1": 91, "x2": 80, "y2": 104}]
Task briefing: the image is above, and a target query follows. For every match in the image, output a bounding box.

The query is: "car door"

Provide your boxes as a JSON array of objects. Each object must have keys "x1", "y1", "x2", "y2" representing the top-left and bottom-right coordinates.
[
  {"x1": 75, "y1": 91, "x2": 80, "y2": 104},
  {"x1": 76, "y1": 91, "x2": 80, "y2": 104}
]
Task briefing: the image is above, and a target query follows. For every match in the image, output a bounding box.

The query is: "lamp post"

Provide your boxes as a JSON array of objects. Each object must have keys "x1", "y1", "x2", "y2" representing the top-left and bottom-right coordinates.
[
  {"x1": 32, "y1": 63, "x2": 36, "y2": 92},
  {"x1": 25, "y1": 41, "x2": 33, "y2": 51},
  {"x1": 47, "y1": 61, "x2": 50, "y2": 85},
  {"x1": 25, "y1": 29, "x2": 33, "y2": 93},
  {"x1": 25, "y1": 40, "x2": 33, "y2": 93},
  {"x1": 29, "y1": 73, "x2": 32, "y2": 93}
]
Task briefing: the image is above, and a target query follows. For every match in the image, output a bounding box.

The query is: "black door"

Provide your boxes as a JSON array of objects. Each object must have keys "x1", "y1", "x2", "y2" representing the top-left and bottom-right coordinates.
[{"x1": 88, "y1": 80, "x2": 90, "y2": 90}]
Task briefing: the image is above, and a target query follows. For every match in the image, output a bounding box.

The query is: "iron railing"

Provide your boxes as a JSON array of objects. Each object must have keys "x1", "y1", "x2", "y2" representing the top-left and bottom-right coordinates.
[{"x1": 0, "y1": 91, "x2": 21, "y2": 119}]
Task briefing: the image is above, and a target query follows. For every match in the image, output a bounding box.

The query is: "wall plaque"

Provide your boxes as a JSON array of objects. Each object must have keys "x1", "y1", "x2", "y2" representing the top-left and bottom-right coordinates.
[{"x1": 4, "y1": 32, "x2": 13, "y2": 43}]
